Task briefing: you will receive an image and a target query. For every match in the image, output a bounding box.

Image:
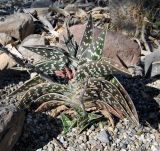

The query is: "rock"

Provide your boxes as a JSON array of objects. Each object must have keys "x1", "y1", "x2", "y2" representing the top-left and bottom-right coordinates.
[
  {"x1": 27, "y1": 8, "x2": 49, "y2": 17},
  {"x1": 31, "y1": 0, "x2": 53, "y2": 8},
  {"x1": 0, "y1": 105, "x2": 25, "y2": 151},
  {"x1": 97, "y1": 130, "x2": 110, "y2": 143},
  {"x1": 88, "y1": 139, "x2": 97, "y2": 145},
  {"x1": 144, "y1": 51, "x2": 160, "y2": 77},
  {"x1": 0, "y1": 53, "x2": 16, "y2": 71},
  {"x1": 0, "y1": 13, "x2": 34, "y2": 40},
  {"x1": 95, "y1": 144, "x2": 103, "y2": 150},
  {"x1": 36, "y1": 149, "x2": 42, "y2": 151},
  {"x1": 0, "y1": 33, "x2": 13, "y2": 45},
  {"x1": 43, "y1": 145, "x2": 48, "y2": 150},
  {"x1": 18, "y1": 34, "x2": 47, "y2": 63},
  {"x1": 59, "y1": 24, "x2": 141, "y2": 68},
  {"x1": 48, "y1": 145, "x2": 54, "y2": 151}
]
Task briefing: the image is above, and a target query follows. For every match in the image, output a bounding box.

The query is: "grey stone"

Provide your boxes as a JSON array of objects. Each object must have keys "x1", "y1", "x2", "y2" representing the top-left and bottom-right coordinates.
[
  {"x1": 90, "y1": 125, "x2": 95, "y2": 131},
  {"x1": 18, "y1": 34, "x2": 47, "y2": 63},
  {"x1": 97, "y1": 130, "x2": 110, "y2": 143},
  {"x1": 81, "y1": 143, "x2": 87, "y2": 150},
  {"x1": 63, "y1": 141, "x2": 68, "y2": 148},
  {"x1": 83, "y1": 135, "x2": 88, "y2": 142},
  {"x1": 0, "y1": 33, "x2": 13, "y2": 46},
  {"x1": 0, "y1": 13, "x2": 34, "y2": 40},
  {"x1": 91, "y1": 147, "x2": 97, "y2": 151},
  {"x1": 43, "y1": 145, "x2": 48, "y2": 150},
  {"x1": 86, "y1": 129, "x2": 92, "y2": 136},
  {"x1": 88, "y1": 139, "x2": 97, "y2": 145},
  {"x1": 122, "y1": 143, "x2": 128, "y2": 149},
  {"x1": 77, "y1": 139, "x2": 83, "y2": 144},
  {"x1": 48, "y1": 145, "x2": 54, "y2": 151},
  {"x1": 0, "y1": 105, "x2": 25, "y2": 151},
  {"x1": 96, "y1": 144, "x2": 103, "y2": 150}
]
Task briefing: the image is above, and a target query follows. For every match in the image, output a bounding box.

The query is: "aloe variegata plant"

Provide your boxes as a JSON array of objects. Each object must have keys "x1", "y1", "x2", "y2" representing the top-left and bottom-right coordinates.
[{"x1": 0, "y1": 15, "x2": 139, "y2": 129}]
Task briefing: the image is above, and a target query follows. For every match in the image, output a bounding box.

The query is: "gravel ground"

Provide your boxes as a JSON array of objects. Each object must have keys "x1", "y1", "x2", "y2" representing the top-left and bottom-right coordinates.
[{"x1": 6, "y1": 74, "x2": 159, "y2": 151}]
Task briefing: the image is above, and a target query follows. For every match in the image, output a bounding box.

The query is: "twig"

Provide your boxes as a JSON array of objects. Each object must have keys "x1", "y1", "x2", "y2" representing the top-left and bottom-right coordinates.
[{"x1": 141, "y1": 17, "x2": 152, "y2": 52}]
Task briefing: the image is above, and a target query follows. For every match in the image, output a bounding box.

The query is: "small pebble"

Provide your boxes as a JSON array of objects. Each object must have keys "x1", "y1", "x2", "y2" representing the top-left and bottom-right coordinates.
[{"x1": 97, "y1": 130, "x2": 110, "y2": 143}]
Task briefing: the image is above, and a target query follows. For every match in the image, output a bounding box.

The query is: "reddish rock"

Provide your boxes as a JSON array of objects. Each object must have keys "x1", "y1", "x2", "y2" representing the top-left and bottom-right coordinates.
[{"x1": 59, "y1": 24, "x2": 141, "y2": 67}]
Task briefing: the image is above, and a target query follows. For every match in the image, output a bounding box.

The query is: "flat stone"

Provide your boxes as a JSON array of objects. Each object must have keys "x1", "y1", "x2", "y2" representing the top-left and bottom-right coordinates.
[
  {"x1": 0, "y1": 13, "x2": 34, "y2": 40},
  {"x1": 0, "y1": 105, "x2": 25, "y2": 151},
  {"x1": 59, "y1": 24, "x2": 141, "y2": 68}
]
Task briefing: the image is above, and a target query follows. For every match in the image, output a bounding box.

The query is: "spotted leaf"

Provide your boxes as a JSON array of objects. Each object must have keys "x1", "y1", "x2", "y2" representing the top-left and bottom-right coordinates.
[
  {"x1": 8, "y1": 76, "x2": 46, "y2": 97},
  {"x1": 100, "y1": 79, "x2": 138, "y2": 125},
  {"x1": 110, "y1": 76, "x2": 139, "y2": 125},
  {"x1": 23, "y1": 45, "x2": 68, "y2": 60},
  {"x1": 32, "y1": 93, "x2": 77, "y2": 108},
  {"x1": 20, "y1": 83, "x2": 68, "y2": 107},
  {"x1": 80, "y1": 29, "x2": 107, "y2": 61},
  {"x1": 77, "y1": 14, "x2": 93, "y2": 59},
  {"x1": 35, "y1": 58, "x2": 69, "y2": 75},
  {"x1": 74, "y1": 59, "x2": 131, "y2": 81},
  {"x1": 84, "y1": 78, "x2": 138, "y2": 124}
]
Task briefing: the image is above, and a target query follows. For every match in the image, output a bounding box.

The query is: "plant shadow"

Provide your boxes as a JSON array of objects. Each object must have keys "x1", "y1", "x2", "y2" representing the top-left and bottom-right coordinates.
[
  {"x1": 0, "y1": 69, "x2": 30, "y2": 98},
  {"x1": 13, "y1": 111, "x2": 63, "y2": 151},
  {"x1": 118, "y1": 75, "x2": 160, "y2": 130}
]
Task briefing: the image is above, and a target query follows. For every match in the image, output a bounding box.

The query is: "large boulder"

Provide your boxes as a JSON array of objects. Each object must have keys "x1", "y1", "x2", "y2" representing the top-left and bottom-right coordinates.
[
  {"x1": 59, "y1": 24, "x2": 141, "y2": 67},
  {"x1": 0, "y1": 13, "x2": 35, "y2": 40},
  {"x1": 0, "y1": 105, "x2": 25, "y2": 151}
]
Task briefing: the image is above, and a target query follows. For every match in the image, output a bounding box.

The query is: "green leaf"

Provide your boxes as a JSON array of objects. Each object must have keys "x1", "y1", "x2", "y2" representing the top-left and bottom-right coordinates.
[
  {"x1": 110, "y1": 76, "x2": 139, "y2": 125},
  {"x1": 77, "y1": 14, "x2": 93, "y2": 59},
  {"x1": 32, "y1": 92, "x2": 76, "y2": 107},
  {"x1": 81, "y1": 77, "x2": 139, "y2": 125},
  {"x1": 80, "y1": 29, "x2": 107, "y2": 61},
  {"x1": 35, "y1": 59, "x2": 68, "y2": 75},
  {"x1": 60, "y1": 113, "x2": 77, "y2": 134},
  {"x1": 99, "y1": 79, "x2": 137, "y2": 123},
  {"x1": 85, "y1": 78, "x2": 129, "y2": 119},
  {"x1": 8, "y1": 76, "x2": 45, "y2": 97},
  {"x1": 23, "y1": 45, "x2": 68, "y2": 60},
  {"x1": 21, "y1": 83, "x2": 68, "y2": 107},
  {"x1": 78, "y1": 113, "x2": 103, "y2": 134},
  {"x1": 74, "y1": 59, "x2": 131, "y2": 81},
  {"x1": 64, "y1": 25, "x2": 78, "y2": 58}
]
